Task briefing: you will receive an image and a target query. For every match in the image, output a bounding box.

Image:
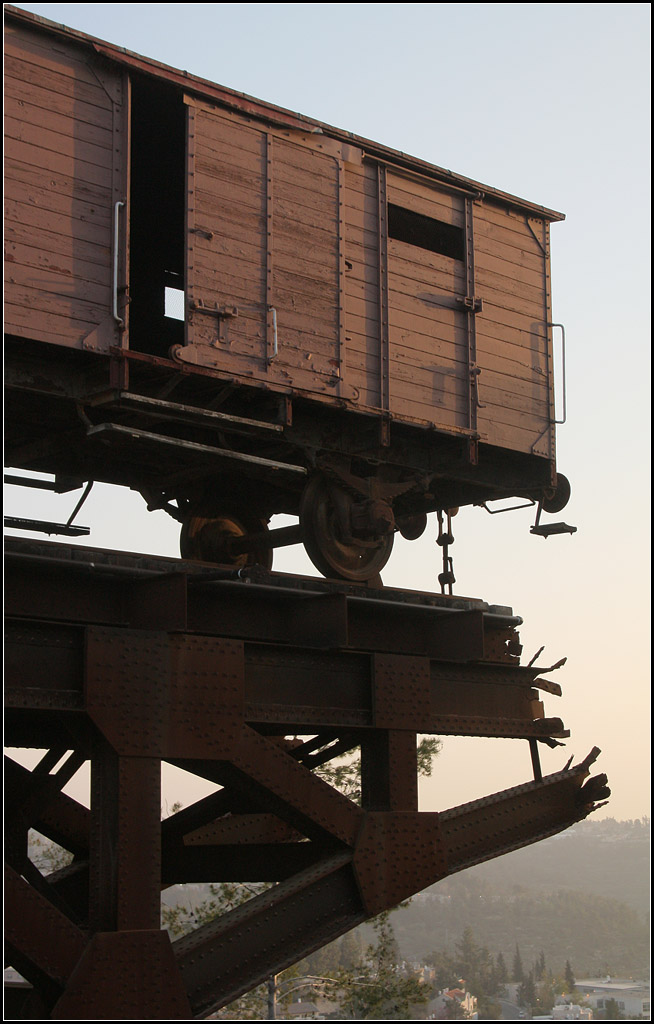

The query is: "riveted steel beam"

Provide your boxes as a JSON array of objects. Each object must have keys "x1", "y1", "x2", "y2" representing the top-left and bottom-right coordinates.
[
  {"x1": 5, "y1": 864, "x2": 87, "y2": 998},
  {"x1": 51, "y1": 931, "x2": 192, "y2": 1020},
  {"x1": 170, "y1": 750, "x2": 608, "y2": 1016},
  {"x1": 5, "y1": 618, "x2": 567, "y2": 742},
  {"x1": 4, "y1": 539, "x2": 608, "y2": 1018}
]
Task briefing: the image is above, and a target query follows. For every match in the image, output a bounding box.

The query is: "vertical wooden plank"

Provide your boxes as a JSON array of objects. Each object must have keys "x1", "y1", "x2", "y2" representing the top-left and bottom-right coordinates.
[
  {"x1": 542, "y1": 218, "x2": 556, "y2": 467},
  {"x1": 377, "y1": 164, "x2": 390, "y2": 417},
  {"x1": 464, "y1": 196, "x2": 478, "y2": 433},
  {"x1": 266, "y1": 131, "x2": 274, "y2": 366},
  {"x1": 343, "y1": 160, "x2": 381, "y2": 410},
  {"x1": 113, "y1": 70, "x2": 130, "y2": 355},
  {"x1": 337, "y1": 157, "x2": 346, "y2": 398},
  {"x1": 184, "y1": 100, "x2": 197, "y2": 351}
]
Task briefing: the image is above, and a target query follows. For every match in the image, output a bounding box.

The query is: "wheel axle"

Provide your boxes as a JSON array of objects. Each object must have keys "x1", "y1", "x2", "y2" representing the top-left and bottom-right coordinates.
[{"x1": 228, "y1": 523, "x2": 303, "y2": 556}]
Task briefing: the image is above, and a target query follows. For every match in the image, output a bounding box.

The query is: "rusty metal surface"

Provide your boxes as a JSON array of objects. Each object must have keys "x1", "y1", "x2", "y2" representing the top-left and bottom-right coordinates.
[
  {"x1": 5, "y1": 617, "x2": 567, "y2": 742},
  {"x1": 4, "y1": 756, "x2": 89, "y2": 868},
  {"x1": 373, "y1": 653, "x2": 431, "y2": 730},
  {"x1": 6, "y1": 539, "x2": 555, "y2": 744},
  {"x1": 51, "y1": 931, "x2": 192, "y2": 1020},
  {"x1": 5, "y1": 864, "x2": 87, "y2": 991},
  {"x1": 4, "y1": 540, "x2": 609, "y2": 1018},
  {"x1": 175, "y1": 853, "x2": 365, "y2": 1016},
  {"x1": 354, "y1": 812, "x2": 448, "y2": 916},
  {"x1": 361, "y1": 730, "x2": 419, "y2": 812},
  {"x1": 4, "y1": 539, "x2": 507, "y2": 660}
]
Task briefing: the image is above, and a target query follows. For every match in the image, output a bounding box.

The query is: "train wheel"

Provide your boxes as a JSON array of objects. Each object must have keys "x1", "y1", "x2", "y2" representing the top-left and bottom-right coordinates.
[
  {"x1": 180, "y1": 509, "x2": 273, "y2": 569},
  {"x1": 299, "y1": 476, "x2": 394, "y2": 582}
]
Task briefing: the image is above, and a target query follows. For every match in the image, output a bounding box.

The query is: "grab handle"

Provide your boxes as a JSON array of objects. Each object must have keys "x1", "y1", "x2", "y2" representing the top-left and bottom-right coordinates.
[
  {"x1": 113, "y1": 200, "x2": 126, "y2": 327},
  {"x1": 549, "y1": 322, "x2": 567, "y2": 424},
  {"x1": 268, "y1": 305, "x2": 278, "y2": 363}
]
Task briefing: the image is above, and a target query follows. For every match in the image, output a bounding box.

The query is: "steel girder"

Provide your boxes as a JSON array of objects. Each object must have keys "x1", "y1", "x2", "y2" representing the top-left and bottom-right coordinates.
[{"x1": 4, "y1": 539, "x2": 610, "y2": 1019}]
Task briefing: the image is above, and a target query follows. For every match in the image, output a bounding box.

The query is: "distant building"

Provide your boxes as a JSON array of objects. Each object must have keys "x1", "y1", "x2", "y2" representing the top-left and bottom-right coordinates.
[
  {"x1": 575, "y1": 977, "x2": 650, "y2": 1019},
  {"x1": 532, "y1": 1011, "x2": 592, "y2": 1022},
  {"x1": 551, "y1": 1005, "x2": 593, "y2": 1020},
  {"x1": 427, "y1": 986, "x2": 477, "y2": 1019},
  {"x1": 284, "y1": 1000, "x2": 323, "y2": 1019}
]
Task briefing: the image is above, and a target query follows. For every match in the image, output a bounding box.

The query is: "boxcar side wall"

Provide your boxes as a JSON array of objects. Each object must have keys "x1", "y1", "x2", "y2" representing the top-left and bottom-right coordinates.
[
  {"x1": 4, "y1": 9, "x2": 557, "y2": 468},
  {"x1": 4, "y1": 21, "x2": 128, "y2": 353},
  {"x1": 175, "y1": 96, "x2": 555, "y2": 459}
]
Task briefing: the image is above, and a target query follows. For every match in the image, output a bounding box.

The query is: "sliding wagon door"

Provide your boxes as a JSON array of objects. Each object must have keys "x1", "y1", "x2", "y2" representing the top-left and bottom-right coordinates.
[
  {"x1": 474, "y1": 207, "x2": 555, "y2": 459},
  {"x1": 384, "y1": 170, "x2": 470, "y2": 433},
  {"x1": 184, "y1": 102, "x2": 268, "y2": 373},
  {"x1": 266, "y1": 132, "x2": 342, "y2": 394},
  {"x1": 183, "y1": 102, "x2": 342, "y2": 395}
]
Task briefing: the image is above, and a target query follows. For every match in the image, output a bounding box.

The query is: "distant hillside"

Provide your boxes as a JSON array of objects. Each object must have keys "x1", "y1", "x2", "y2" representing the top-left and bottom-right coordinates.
[
  {"x1": 389, "y1": 818, "x2": 650, "y2": 978},
  {"x1": 432, "y1": 818, "x2": 649, "y2": 915},
  {"x1": 394, "y1": 881, "x2": 649, "y2": 978}
]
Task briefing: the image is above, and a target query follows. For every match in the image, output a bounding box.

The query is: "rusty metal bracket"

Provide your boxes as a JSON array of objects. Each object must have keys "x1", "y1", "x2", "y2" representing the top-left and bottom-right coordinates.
[
  {"x1": 457, "y1": 295, "x2": 483, "y2": 313},
  {"x1": 190, "y1": 299, "x2": 239, "y2": 318}
]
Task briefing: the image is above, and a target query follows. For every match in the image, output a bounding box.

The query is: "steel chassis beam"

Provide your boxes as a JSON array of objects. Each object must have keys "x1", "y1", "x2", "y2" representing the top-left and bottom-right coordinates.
[{"x1": 4, "y1": 539, "x2": 609, "y2": 1019}]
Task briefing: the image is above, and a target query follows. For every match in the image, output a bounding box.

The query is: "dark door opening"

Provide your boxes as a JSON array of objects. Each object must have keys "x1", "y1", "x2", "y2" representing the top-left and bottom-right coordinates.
[{"x1": 129, "y1": 75, "x2": 186, "y2": 356}]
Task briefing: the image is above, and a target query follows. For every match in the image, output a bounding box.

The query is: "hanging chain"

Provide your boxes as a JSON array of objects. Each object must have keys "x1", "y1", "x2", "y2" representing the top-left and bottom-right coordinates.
[{"x1": 437, "y1": 509, "x2": 456, "y2": 595}]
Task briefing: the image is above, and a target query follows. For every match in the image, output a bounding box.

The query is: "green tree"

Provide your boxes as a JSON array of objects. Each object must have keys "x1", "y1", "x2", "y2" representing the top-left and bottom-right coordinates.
[
  {"x1": 427, "y1": 950, "x2": 459, "y2": 991},
  {"x1": 317, "y1": 736, "x2": 441, "y2": 804},
  {"x1": 28, "y1": 831, "x2": 73, "y2": 874},
  {"x1": 495, "y1": 951, "x2": 508, "y2": 987},
  {"x1": 417, "y1": 736, "x2": 442, "y2": 777},
  {"x1": 476, "y1": 993, "x2": 502, "y2": 1019},
  {"x1": 459, "y1": 929, "x2": 497, "y2": 996},
  {"x1": 512, "y1": 944, "x2": 524, "y2": 983},
  {"x1": 534, "y1": 949, "x2": 546, "y2": 981},
  {"x1": 338, "y1": 929, "x2": 363, "y2": 969},
  {"x1": 333, "y1": 912, "x2": 429, "y2": 1020},
  {"x1": 564, "y1": 959, "x2": 576, "y2": 993},
  {"x1": 443, "y1": 997, "x2": 468, "y2": 1019},
  {"x1": 601, "y1": 998, "x2": 625, "y2": 1020},
  {"x1": 454, "y1": 926, "x2": 482, "y2": 980},
  {"x1": 517, "y1": 970, "x2": 537, "y2": 1010}
]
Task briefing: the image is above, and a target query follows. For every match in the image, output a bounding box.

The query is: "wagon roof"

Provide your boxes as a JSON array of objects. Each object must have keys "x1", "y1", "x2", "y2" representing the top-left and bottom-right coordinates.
[{"x1": 5, "y1": 4, "x2": 565, "y2": 222}]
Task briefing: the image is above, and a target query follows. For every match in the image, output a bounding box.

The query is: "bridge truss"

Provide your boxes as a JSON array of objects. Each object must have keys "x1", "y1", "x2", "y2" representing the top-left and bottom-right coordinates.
[{"x1": 4, "y1": 537, "x2": 609, "y2": 1019}]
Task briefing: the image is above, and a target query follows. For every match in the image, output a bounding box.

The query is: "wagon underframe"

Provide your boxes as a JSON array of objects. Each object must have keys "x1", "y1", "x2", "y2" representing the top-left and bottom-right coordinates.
[{"x1": 5, "y1": 339, "x2": 558, "y2": 578}]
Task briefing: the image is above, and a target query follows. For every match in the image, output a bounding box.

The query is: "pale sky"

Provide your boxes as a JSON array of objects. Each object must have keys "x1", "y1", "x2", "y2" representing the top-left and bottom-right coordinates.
[{"x1": 5, "y1": 3, "x2": 651, "y2": 821}]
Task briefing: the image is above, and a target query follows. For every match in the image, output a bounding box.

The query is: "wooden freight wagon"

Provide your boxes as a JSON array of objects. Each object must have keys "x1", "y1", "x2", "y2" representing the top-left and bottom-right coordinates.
[{"x1": 4, "y1": 5, "x2": 571, "y2": 581}]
